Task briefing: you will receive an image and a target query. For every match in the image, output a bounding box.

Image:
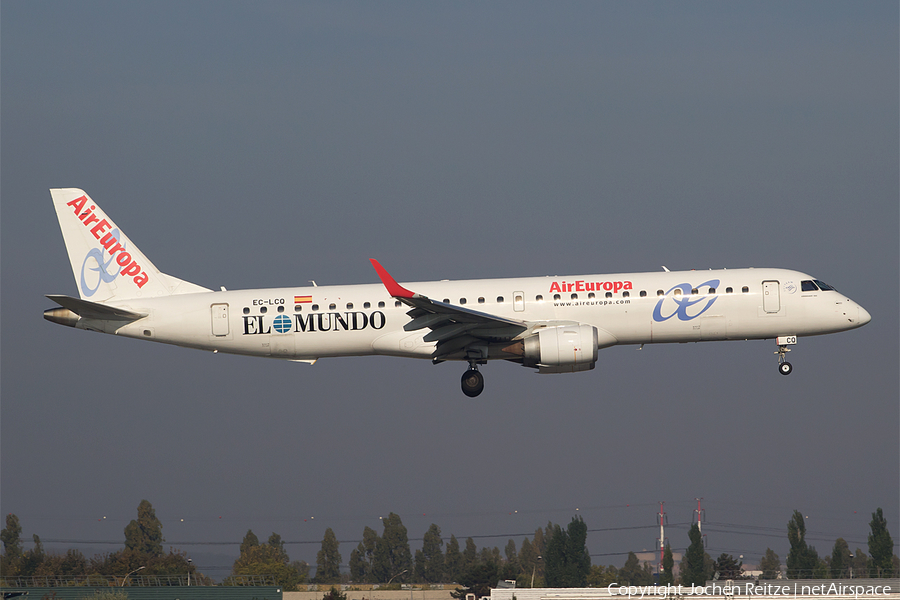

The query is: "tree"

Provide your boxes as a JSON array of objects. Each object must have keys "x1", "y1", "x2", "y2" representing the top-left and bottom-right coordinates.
[
  {"x1": 786, "y1": 510, "x2": 819, "y2": 579},
  {"x1": 451, "y1": 562, "x2": 499, "y2": 599},
  {"x1": 660, "y1": 543, "x2": 674, "y2": 586},
  {"x1": 445, "y1": 535, "x2": 462, "y2": 583},
  {"x1": 124, "y1": 500, "x2": 163, "y2": 557},
  {"x1": 350, "y1": 526, "x2": 379, "y2": 583},
  {"x1": 852, "y1": 549, "x2": 868, "y2": 579},
  {"x1": 1, "y1": 513, "x2": 23, "y2": 576},
  {"x1": 830, "y1": 539, "x2": 851, "y2": 579},
  {"x1": 420, "y1": 524, "x2": 444, "y2": 583},
  {"x1": 372, "y1": 513, "x2": 412, "y2": 583},
  {"x1": 548, "y1": 516, "x2": 590, "y2": 587},
  {"x1": 240, "y1": 530, "x2": 260, "y2": 555},
  {"x1": 18, "y1": 534, "x2": 47, "y2": 576},
  {"x1": 714, "y1": 553, "x2": 742, "y2": 580},
  {"x1": 269, "y1": 533, "x2": 288, "y2": 560},
  {"x1": 316, "y1": 528, "x2": 342, "y2": 583},
  {"x1": 867, "y1": 508, "x2": 894, "y2": 578},
  {"x1": 681, "y1": 523, "x2": 707, "y2": 586},
  {"x1": 587, "y1": 564, "x2": 618, "y2": 587},
  {"x1": 461, "y1": 537, "x2": 478, "y2": 575},
  {"x1": 618, "y1": 552, "x2": 652, "y2": 585},
  {"x1": 759, "y1": 548, "x2": 781, "y2": 580},
  {"x1": 323, "y1": 586, "x2": 348, "y2": 600},
  {"x1": 232, "y1": 537, "x2": 306, "y2": 590},
  {"x1": 505, "y1": 539, "x2": 519, "y2": 575}
]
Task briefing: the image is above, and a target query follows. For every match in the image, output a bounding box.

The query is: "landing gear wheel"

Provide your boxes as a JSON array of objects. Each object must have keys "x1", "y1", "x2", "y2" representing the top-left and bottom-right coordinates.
[
  {"x1": 461, "y1": 369, "x2": 484, "y2": 397},
  {"x1": 779, "y1": 362, "x2": 793, "y2": 376}
]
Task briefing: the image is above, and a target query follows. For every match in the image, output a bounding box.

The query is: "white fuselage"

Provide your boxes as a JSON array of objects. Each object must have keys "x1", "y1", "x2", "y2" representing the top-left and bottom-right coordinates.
[{"x1": 79, "y1": 267, "x2": 869, "y2": 363}]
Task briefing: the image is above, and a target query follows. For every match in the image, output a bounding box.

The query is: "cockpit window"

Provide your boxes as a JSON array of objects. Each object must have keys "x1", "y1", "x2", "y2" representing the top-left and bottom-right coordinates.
[
  {"x1": 814, "y1": 280, "x2": 836, "y2": 291},
  {"x1": 801, "y1": 280, "x2": 819, "y2": 291}
]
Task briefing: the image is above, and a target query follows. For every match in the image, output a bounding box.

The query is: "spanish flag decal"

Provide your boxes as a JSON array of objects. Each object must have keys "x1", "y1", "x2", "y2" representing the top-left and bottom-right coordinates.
[{"x1": 294, "y1": 295, "x2": 312, "y2": 304}]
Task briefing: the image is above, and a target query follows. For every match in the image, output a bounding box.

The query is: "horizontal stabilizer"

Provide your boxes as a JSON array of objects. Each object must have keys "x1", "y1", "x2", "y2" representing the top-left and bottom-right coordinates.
[{"x1": 46, "y1": 295, "x2": 146, "y2": 321}]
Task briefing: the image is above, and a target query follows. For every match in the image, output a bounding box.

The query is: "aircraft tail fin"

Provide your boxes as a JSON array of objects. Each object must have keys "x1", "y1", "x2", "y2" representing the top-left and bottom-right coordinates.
[{"x1": 50, "y1": 188, "x2": 209, "y2": 301}]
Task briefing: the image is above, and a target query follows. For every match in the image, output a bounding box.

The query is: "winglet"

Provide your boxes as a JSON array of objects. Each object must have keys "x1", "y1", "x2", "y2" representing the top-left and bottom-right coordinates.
[{"x1": 369, "y1": 259, "x2": 416, "y2": 298}]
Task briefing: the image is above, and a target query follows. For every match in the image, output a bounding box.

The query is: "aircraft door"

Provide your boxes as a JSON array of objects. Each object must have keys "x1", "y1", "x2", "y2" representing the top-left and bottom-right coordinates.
[
  {"x1": 514, "y1": 291, "x2": 525, "y2": 312},
  {"x1": 211, "y1": 303, "x2": 229, "y2": 336},
  {"x1": 762, "y1": 281, "x2": 780, "y2": 313}
]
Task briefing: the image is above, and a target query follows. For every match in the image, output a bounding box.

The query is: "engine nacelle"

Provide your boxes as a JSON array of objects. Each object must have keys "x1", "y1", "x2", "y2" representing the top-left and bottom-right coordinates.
[{"x1": 523, "y1": 324, "x2": 599, "y2": 373}]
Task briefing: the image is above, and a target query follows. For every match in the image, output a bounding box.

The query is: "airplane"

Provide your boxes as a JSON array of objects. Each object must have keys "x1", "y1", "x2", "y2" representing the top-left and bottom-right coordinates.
[{"x1": 44, "y1": 188, "x2": 871, "y2": 397}]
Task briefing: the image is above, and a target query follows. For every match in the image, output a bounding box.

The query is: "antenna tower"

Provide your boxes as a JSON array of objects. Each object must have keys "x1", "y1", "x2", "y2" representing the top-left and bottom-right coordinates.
[
  {"x1": 657, "y1": 502, "x2": 668, "y2": 573},
  {"x1": 694, "y1": 497, "x2": 707, "y2": 547}
]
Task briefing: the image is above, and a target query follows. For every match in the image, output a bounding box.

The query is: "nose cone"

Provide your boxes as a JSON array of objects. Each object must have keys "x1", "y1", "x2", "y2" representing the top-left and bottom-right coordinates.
[{"x1": 857, "y1": 305, "x2": 872, "y2": 326}]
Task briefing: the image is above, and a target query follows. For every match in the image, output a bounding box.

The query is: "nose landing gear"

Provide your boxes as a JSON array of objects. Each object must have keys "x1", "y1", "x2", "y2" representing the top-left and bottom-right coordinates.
[{"x1": 775, "y1": 342, "x2": 793, "y2": 375}]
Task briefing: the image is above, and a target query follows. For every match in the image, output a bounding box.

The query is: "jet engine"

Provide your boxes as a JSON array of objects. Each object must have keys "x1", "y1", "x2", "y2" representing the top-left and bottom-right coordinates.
[{"x1": 521, "y1": 324, "x2": 599, "y2": 373}]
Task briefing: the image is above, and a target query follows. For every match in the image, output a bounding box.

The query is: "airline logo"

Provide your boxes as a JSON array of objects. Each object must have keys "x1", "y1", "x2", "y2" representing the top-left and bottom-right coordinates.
[
  {"x1": 243, "y1": 311, "x2": 387, "y2": 335},
  {"x1": 652, "y1": 280, "x2": 720, "y2": 322},
  {"x1": 549, "y1": 279, "x2": 633, "y2": 294},
  {"x1": 294, "y1": 295, "x2": 312, "y2": 304},
  {"x1": 66, "y1": 196, "x2": 149, "y2": 295}
]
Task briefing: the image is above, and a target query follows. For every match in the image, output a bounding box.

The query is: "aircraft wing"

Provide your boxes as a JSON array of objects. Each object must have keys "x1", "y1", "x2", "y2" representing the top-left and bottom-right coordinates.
[{"x1": 370, "y1": 259, "x2": 528, "y2": 359}]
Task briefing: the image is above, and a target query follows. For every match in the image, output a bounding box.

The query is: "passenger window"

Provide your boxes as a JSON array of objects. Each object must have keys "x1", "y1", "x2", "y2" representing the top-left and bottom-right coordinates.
[
  {"x1": 708, "y1": 288, "x2": 716, "y2": 294},
  {"x1": 640, "y1": 291, "x2": 647, "y2": 297},
  {"x1": 674, "y1": 289, "x2": 682, "y2": 296},
  {"x1": 742, "y1": 286, "x2": 749, "y2": 293},
  {"x1": 295, "y1": 305, "x2": 302, "y2": 312},
  {"x1": 657, "y1": 290, "x2": 664, "y2": 296},
  {"x1": 691, "y1": 288, "x2": 698, "y2": 295},
  {"x1": 260, "y1": 306, "x2": 267, "y2": 314},
  {"x1": 363, "y1": 302, "x2": 371, "y2": 309},
  {"x1": 478, "y1": 297, "x2": 485, "y2": 304},
  {"x1": 312, "y1": 304, "x2": 319, "y2": 311},
  {"x1": 443, "y1": 298, "x2": 450, "y2": 303},
  {"x1": 588, "y1": 292, "x2": 595, "y2": 299},
  {"x1": 346, "y1": 303, "x2": 353, "y2": 309},
  {"x1": 536, "y1": 295, "x2": 543, "y2": 301},
  {"x1": 554, "y1": 294, "x2": 561, "y2": 300},
  {"x1": 725, "y1": 287, "x2": 733, "y2": 294},
  {"x1": 605, "y1": 292, "x2": 612, "y2": 299},
  {"x1": 460, "y1": 298, "x2": 467, "y2": 305},
  {"x1": 497, "y1": 296, "x2": 504, "y2": 303},
  {"x1": 571, "y1": 293, "x2": 578, "y2": 300},
  {"x1": 377, "y1": 301, "x2": 385, "y2": 308},
  {"x1": 623, "y1": 291, "x2": 630, "y2": 298},
  {"x1": 395, "y1": 300, "x2": 402, "y2": 307},
  {"x1": 243, "y1": 307, "x2": 250, "y2": 314},
  {"x1": 277, "y1": 305, "x2": 285, "y2": 313},
  {"x1": 329, "y1": 303, "x2": 336, "y2": 310}
]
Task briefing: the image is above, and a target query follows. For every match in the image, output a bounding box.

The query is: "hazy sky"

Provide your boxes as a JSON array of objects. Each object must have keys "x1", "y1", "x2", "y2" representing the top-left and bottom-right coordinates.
[{"x1": 2, "y1": 1, "x2": 897, "y2": 582}]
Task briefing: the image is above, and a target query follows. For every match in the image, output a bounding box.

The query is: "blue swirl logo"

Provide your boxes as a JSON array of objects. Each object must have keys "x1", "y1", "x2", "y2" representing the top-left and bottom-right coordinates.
[
  {"x1": 652, "y1": 279, "x2": 720, "y2": 322},
  {"x1": 273, "y1": 314, "x2": 292, "y2": 333},
  {"x1": 79, "y1": 229, "x2": 123, "y2": 297}
]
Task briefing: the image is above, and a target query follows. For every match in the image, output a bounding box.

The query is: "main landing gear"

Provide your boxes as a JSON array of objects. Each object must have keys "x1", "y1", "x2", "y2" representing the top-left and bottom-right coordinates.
[{"x1": 461, "y1": 360, "x2": 485, "y2": 397}]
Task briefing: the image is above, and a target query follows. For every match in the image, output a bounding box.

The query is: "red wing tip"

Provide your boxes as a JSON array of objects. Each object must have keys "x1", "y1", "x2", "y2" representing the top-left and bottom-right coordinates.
[{"x1": 369, "y1": 259, "x2": 414, "y2": 298}]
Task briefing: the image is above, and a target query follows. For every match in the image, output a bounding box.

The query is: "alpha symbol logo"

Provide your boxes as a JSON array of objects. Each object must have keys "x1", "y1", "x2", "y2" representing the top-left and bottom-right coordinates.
[{"x1": 652, "y1": 279, "x2": 720, "y2": 322}]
